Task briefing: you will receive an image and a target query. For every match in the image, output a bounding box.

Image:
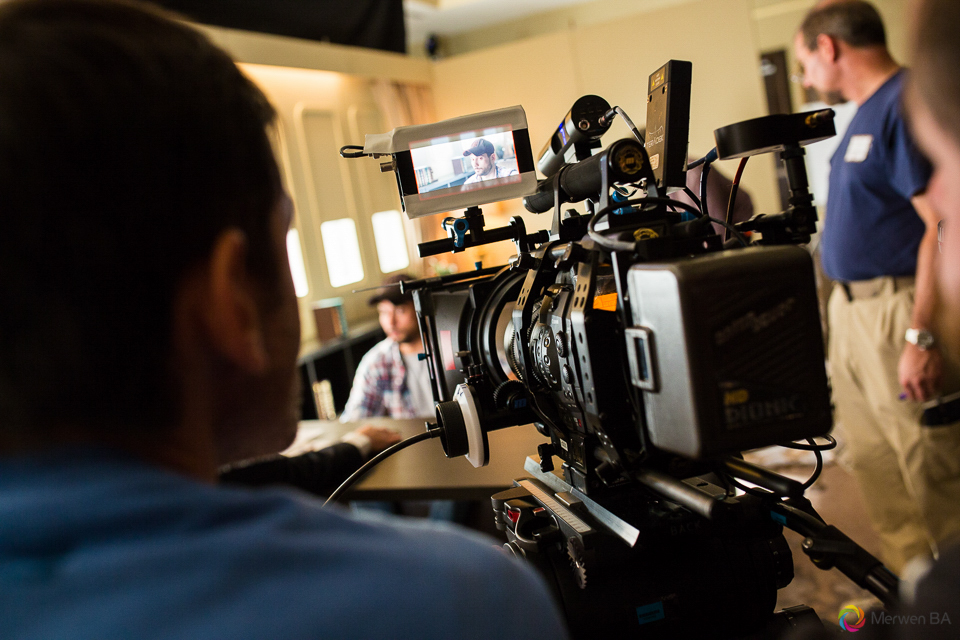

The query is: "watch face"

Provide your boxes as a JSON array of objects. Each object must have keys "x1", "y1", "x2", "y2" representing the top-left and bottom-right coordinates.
[{"x1": 907, "y1": 328, "x2": 936, "y2": 349}]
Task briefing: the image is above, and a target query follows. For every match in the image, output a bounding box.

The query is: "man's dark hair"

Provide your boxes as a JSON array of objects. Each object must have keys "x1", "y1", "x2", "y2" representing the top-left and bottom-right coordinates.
[
  {"x1": 912, "y1": 0, "x2": 960, "y2": 146},
  {"x1": 0, "y1": 0, "x2": 282, "y2": 435},
  {"x1": 800, "y1": 1, "x2": 887, "y2": 52}
]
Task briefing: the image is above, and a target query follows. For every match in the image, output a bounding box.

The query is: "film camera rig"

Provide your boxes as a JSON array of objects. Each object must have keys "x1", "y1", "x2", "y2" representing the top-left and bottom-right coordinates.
[{"x1": 341, "y1": 60, "x2": 898, "y2": 638}]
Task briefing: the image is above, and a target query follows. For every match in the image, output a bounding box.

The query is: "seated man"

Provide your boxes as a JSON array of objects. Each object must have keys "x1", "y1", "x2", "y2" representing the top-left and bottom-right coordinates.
[
  {"x1": 341, "y1": 274, "x2": 435, "y2": 421},
  {"x1": 0, "y1": 2, "x2": 568, "y2": 638},
  {"x1": 340, "y1": 274, "x2": 469, "y2": 520}
]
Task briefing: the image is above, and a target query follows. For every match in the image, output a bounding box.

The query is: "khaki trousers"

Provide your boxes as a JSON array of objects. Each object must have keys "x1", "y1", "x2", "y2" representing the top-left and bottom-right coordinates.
[{"x1": 828, "y1": 280, "x2": 960, "y2": 573}]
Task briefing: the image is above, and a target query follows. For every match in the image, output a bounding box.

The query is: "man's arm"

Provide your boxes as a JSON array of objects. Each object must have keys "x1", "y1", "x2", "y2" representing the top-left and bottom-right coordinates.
[
  {"x1": 219, "y1": 443, "x2": 364, "y2": 496},
  {"x1": 219, "y1": 426, "x2": 401, "y2": 496},
  {"x1": 898, "y1": 193, "x2": 943, "y2": 401}
]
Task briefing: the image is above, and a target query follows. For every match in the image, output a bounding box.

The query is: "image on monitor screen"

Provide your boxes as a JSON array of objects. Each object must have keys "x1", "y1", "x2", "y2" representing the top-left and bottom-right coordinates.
[{"x1": 409, "y1": 127, "x2": 520, "y2": 198}]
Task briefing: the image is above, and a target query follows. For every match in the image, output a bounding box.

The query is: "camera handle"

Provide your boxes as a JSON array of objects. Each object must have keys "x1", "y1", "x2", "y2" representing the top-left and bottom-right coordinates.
[
  {"x1": 714, "y1": 110, "x2": 835, "y2": 245},
  {"x1": 718, "y1": 455, "x2": 899, "y2": 607},
  {"x1": 417, "y1": 206, "x2": 549, "y2": 258},
  {"x1": 659, "y1": 455, "x2": 899, "y2": 608},
  {"x1": 769, "y1": 501, "x2": 900, "y2": 609}
]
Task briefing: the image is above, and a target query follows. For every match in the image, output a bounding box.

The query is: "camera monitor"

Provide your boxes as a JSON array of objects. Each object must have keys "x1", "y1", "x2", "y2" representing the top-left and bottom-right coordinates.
[{"x1": 362, "y1": 106, "x2": 538, "y2": 218}]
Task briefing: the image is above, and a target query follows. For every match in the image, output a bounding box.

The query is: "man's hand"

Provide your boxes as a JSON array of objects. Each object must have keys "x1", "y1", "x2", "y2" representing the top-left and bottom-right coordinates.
[
  {"x1": 899, "y1": 343, "x2": 943, "y2": 402},
  {"x1": 357, "y1": 425, "x2": 402, "y2": 455}
]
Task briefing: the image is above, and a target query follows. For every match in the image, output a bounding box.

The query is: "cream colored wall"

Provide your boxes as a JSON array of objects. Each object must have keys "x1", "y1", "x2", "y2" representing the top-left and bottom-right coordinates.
[
  {"x1": 238, "y1": 63, "x2": 424, "y2": 342},
  {"x1": 429, "y1": 0, "x2": 697, "y2": 57},
  {"x1": 197, "y1": 27, "x2": 436, "y2": 343},
  {"x1": 202, "y1": 25, "x2": 431, "y2": 83},
  {"x1": 432, "y1": 0, "x2": 781, "y2": 250}
]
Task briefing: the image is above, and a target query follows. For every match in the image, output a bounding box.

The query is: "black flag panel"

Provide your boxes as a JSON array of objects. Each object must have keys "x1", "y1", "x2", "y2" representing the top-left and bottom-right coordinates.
[{"x1": 153, "y1": 0, "x2": 406, "y2": 53}]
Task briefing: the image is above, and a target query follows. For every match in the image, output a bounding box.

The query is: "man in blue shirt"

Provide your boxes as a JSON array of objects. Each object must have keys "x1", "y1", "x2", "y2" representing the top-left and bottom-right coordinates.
[
  {"x1": 0, "y1": 2, "x2": 568, "y2": 638},
  {"x1": 795, "y1": 0, "x2": 960, "y2": 575}
]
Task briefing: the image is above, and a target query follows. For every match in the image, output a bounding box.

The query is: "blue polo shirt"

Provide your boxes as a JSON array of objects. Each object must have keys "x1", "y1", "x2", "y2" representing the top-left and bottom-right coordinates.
[
  {"x1": 0, "y1": 447, "x2": 569, "y2": 640},
  {"x1": 819, "y1": 70, "x2": 931, "y2": 282}
]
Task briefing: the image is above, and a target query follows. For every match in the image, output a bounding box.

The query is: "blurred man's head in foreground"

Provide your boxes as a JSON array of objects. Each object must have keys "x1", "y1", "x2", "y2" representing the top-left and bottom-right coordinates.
[
  {"x1": 907, "y1": 0, "x2": 960, "y2": 352},
  {"x1": 0, "y1": 0, "x2": 300, "y2": 470}
]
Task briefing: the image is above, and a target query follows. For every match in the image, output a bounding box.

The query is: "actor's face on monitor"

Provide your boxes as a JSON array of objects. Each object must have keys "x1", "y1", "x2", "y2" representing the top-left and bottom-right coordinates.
[
  {"x1": 470, "y1": 152, "x2": 495, "y2": 178},
  {"x1": 409, "y1": 130, "x2": 519, "y2": 195}
]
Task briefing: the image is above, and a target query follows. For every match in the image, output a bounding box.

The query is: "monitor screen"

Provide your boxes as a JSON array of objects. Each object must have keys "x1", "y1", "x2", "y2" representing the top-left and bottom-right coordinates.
[
  {"x1": 363, "y1": 105, "x2": 537, "y2": 218},
  {"x1": 409, "y1": 127, "x2": 522, "y2": 197}
]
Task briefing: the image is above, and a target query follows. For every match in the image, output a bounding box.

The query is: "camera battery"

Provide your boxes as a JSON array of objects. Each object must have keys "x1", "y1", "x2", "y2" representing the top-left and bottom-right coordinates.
[{"x1": 625, "y1": 246, "x2": 832, "y2": 459}]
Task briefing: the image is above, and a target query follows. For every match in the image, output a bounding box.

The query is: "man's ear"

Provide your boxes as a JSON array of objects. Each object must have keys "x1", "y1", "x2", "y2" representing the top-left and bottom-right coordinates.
[
  {"x1": 199, "y1": 229, "x2": 269, "y2": 374},
  {"x1": 817, "y1": 33, "x2": 839, "y2": 62}
]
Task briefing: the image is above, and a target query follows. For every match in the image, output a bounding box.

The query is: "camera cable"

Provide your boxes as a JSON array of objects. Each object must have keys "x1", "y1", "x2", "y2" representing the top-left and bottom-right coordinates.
[
  {"x1": 710, "y1": 216, "x2": 749, "y2": 247},
  {"x1": 339, "y1": 144, "x2": 367, "y2": 159},
  {"x1": 778, "y1": 435, "x2": 837, "y2": 490},
  {"x1": 586, "y1": 196, "x2": 742, "y2": 252},
  {"x1": 528, "y1": 390, "x2": 565, "y2": 435},
  {"x1": 682, "y1": 186, "x2": 702, "y2": 212},
  {"x1": 699, "y1": 148, "x2": 719, "y2": 220},
  {"x1": 323, "y1": 428, "x2": 442, "y2": 506},
  {"x1": 724, "y1": 156, "x2": 750, "y2": 242},
  {"x1": 599, "y1": 106, "x2": 645, "y2": 145},
  {"x1": 723, "y1": 435, "x2": 837, "y2": 498}
]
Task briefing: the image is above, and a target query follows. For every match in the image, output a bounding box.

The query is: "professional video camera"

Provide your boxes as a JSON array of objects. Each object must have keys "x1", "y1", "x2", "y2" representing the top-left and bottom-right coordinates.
[{"x1": 341, "y1": 60, "x2": 897, "y2": 638}]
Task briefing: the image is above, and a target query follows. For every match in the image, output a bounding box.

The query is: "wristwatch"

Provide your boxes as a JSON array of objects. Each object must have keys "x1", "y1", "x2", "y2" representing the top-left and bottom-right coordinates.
[{"x1": 905, "y1": 327, "x2": 937, "y2": 351}]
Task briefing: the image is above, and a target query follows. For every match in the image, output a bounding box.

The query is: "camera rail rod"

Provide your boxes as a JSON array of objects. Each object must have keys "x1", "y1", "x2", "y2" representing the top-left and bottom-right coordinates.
[
  {"x1": 524, "y1": 456, "x2": 641, "y2": 547},
  {"x1": 634, "y1": 468, "x2": 733, "y2": 521},
  {"x1": 398, "y1": 265, "x2": 504, "y2": 294},
  {"x1": 720, "y1": 456, "x2": 806, "y2": 499},
  {"x1": 416, "y1": 207, "x2": 549, "y2": 258}
]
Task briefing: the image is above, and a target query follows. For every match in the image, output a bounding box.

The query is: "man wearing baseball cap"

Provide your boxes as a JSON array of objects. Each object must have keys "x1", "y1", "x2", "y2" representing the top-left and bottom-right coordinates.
[
  {"x1": 463, "y1": 138, "x2": 517, "y2": 184},
  {"x1": 340, "y1": 274, "x2": 434, "y2": 421},
  {"x1": 340, "y1": 273, "x2": 470, "y2": 522}
]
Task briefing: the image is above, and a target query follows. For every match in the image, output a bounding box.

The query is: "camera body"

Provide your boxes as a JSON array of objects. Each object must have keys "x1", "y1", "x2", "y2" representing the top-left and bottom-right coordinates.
[{"x1": 415, "y1": 226, "x2": 831, "y2": 494}]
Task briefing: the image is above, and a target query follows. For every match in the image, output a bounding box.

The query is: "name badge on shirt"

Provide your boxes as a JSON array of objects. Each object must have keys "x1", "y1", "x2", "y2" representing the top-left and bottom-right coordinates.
[{"x1": 844, "y1": 134, "x2": 873, "y2": 163}]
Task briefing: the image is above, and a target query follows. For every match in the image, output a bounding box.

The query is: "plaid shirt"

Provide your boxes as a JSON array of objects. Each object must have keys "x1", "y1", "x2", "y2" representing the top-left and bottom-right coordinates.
[{"x1": 340, "y1": 338, "x2": 419, "y2": 422}]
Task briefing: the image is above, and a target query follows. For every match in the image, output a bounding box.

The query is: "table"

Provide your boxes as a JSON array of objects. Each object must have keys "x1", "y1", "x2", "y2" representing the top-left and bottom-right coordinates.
[{"x1": 284, "y1": 418, "x2": 549, "y2": 501}]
